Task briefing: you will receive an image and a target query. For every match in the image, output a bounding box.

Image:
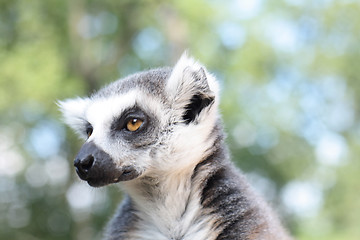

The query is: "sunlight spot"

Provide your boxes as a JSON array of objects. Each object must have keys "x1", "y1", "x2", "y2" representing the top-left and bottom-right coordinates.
[
  {"x1": 45, "y1": 156, "x2": 70, "y2": 186},
  {"x1": 132, "y1": 28, "x2": 164, "y2": 61},
  {"x1": 217, "y1": 21, "x2": 246, "y2": 50},
  {"x1": 0, "y1": 131, "x2": 25, "y2": 177},
  {"x1": 66, "y1": 182, "x2": 107, "y2": 217},
  {"x1": 25, "y1": 163, "x2": 48, "y2": 187},
  {"x1": 315, "y1": 132, "x2": 348, "y2": 166},
  {"x1": 0, "y1": 149, "x2": 25, "y2": 177},
  {"x1": 231, "y1": 0, "x2": 263, "y2": 20},
  {"x1": 28, "y1": 120, "x2": 64, "y2": 159},
  {"x1": 66, "y1": 182, "x2": 94, "y2": 211},
  {"x1": 233, "y1": 122, "x2": 257, "y2": 147},
  {"x1": 265, "y1": 18, "x2": 300, "y2": 53},
  {"x1": 282, "y1": 181, "x2": 323, "y2": 218},
  {"x1": 77, "y1": 12, "x2": 118, "y2": 39}
]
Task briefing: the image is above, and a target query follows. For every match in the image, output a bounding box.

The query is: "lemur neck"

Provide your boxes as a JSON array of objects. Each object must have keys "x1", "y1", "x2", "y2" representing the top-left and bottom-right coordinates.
[{"x1": 119, "y1": 142, "x2": 227, "y2": 239}]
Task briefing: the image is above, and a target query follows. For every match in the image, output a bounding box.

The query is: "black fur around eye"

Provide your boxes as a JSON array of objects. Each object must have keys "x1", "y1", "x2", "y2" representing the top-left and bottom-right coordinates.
[{"x1": 86, "y1": 125, "x2": 93, "y2": 138}]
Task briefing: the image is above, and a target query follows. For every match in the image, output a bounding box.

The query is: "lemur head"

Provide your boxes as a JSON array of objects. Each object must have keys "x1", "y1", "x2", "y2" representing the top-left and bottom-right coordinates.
[{"x1": 59, "y1": 54, "x2": 220, "y2": 187}]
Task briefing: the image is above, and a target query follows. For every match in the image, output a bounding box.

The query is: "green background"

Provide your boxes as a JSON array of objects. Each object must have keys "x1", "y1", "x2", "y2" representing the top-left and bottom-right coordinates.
[{"x1": 0, "y1": 0, "x2": 359, "y2": 239}]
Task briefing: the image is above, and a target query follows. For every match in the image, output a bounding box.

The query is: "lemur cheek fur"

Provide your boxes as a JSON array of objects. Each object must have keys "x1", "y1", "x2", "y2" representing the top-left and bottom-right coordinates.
[{"x1": 59, "y1": 53, "x2": 292, "y2": 240}]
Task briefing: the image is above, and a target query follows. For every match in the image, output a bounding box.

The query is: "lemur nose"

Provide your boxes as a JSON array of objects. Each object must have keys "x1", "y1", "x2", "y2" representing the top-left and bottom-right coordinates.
[{"x1": 74, "y1": 155, "x2": 94, "y2": 179}]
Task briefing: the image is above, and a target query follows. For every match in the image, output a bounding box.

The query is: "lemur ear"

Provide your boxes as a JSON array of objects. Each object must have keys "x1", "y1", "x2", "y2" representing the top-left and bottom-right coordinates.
[
  {"x1": 166, "y1": 53, "x2": 219, "y2": 124},
  {"x1": 57, "y1": 97, "x2": 90, "y2": 138}
]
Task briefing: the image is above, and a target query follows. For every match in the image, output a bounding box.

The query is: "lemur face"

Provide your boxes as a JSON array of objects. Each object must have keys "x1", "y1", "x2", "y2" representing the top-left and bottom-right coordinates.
[{"x1": 59, "y1": 54, "x2": 219, "y2": 187}]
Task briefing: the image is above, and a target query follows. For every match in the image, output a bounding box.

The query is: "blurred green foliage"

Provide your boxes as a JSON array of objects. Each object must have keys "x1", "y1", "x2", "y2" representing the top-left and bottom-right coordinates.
[{"x1": 0, "y1": 0, "x2": 359, "y2": 239}]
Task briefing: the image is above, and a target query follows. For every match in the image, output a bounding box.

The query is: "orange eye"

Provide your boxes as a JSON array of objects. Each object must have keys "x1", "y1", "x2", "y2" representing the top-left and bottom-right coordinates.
[{"x1": 126, "y1": 118, "x2": 143, "y2": 132}]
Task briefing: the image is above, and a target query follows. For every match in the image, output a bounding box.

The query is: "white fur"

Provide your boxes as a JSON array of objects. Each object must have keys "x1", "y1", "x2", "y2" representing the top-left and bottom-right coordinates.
[
  {"x1": 166, "y1": 52, "x2": 220, "y2": 114},
  {"x1": 166, "y1": 52, "x2": 219, "y2": 98},
  {"x1": 123, "y1": 162, "x2": 220, "y2": 240},
  {"x1": 58, "y1": 97, "x2": 91, "y2": 138}
]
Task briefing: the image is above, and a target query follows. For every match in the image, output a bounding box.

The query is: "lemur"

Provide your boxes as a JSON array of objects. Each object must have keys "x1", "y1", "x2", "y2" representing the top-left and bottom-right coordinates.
[{"x1": 59, "y1": 54, "x2": 292, "y2": 240}]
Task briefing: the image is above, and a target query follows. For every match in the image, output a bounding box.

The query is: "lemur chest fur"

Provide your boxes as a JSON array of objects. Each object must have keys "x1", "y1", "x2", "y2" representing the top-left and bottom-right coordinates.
[{"x1": 122, "y1": 172, "x2": 219, "y2": 240}]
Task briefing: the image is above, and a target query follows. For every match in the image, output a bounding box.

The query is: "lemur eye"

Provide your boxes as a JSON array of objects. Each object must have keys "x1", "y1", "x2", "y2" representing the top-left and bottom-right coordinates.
[
  {"x1": 126, "y1": 118, "x2": 143, "y2": 132},
  {"x1": 86, "y1": 126, "x2": 93, "y2": 138}
]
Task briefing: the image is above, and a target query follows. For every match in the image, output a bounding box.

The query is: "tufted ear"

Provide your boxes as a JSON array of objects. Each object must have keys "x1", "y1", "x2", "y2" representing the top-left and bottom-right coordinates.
[
  {"x1": 166, "y1": 53, "x2": 219, "y2": 124},
  {"x1": 57, "y1": 97, "x2": 90, "y2": 138}
]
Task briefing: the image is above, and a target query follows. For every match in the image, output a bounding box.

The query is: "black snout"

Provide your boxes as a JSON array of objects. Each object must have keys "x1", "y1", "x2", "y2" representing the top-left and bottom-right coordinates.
[
  {"x1": 74, "y1": 154, "x2": 94, "y2": 180},
  {"x1": 74, "y1": 142, "x2": 99, "y2": 180},
  {"x1": 73, "y1": 141, "x2": 140, "y2": 187}
]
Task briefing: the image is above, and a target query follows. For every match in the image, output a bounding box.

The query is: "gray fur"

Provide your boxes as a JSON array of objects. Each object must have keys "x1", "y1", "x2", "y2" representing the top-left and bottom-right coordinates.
[
  {"x1": 59, "y1": 54, "x2": 292, "y2": 240},
  {"x1": 93, "y1": 68, "x2": 171, "y2": 101}
]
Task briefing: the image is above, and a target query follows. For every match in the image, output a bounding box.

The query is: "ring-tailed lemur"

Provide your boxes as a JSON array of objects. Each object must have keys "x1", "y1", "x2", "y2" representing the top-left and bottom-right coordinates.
[{"x1": 59, "y1": 54, "x2": 292, "y2": 240}]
